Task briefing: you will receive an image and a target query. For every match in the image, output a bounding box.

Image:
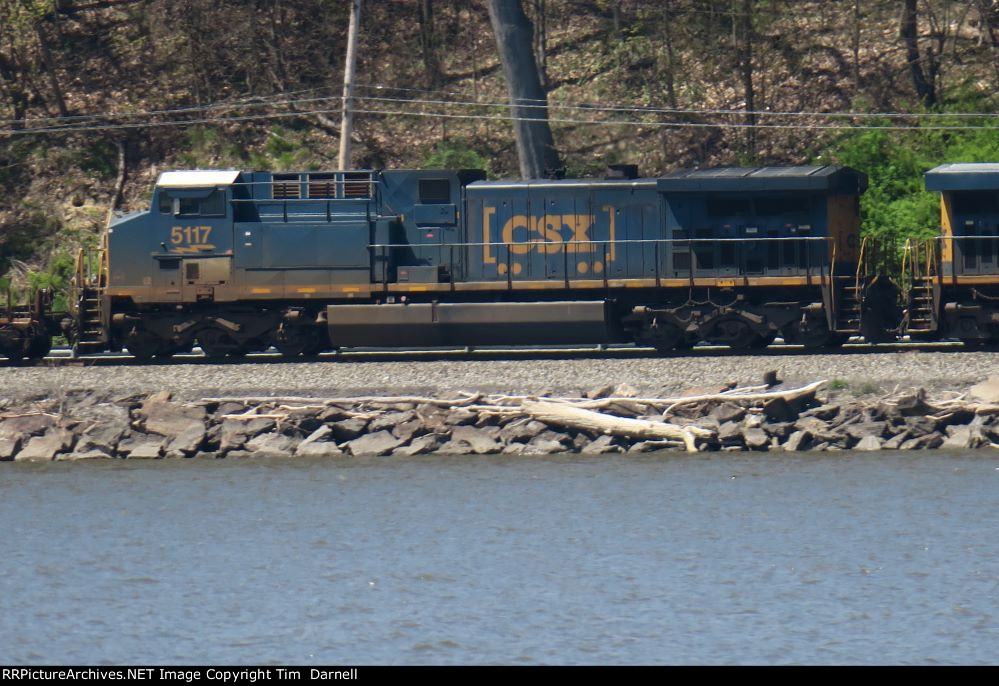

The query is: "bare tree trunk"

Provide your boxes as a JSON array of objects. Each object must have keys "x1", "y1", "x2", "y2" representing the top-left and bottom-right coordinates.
[
  {"x1": 265, "y1": 0, "x2": 289, "y2": 92},
  {"x1": 105, "y1": 139, "x2": 128, "y2": 228},
  {"x1": 739, "y1": 0, "x2": 756, "y2": 159},
  {"x1": 974, "y1": 0, "x2": 999, "y2": 86},
  {"x1": 900, "y1": 0, "x2": 937, "y2": 107},
  {"x1": 531, "y1": 0, "x2": 549, "y2": 91},
  {"x1": 853, "y1": 0, "x2": 861, "y2": 91},
  {"x1": 0, "y1": 52, "x2": 28, "y2": 129},
  {"x1": 33, "y1": 20, "x2": 68, "y2": 117},
  {"x1": 662, "y1": 0, "x2": 678, "y2": 109},
  {"x1": 418, "y1": 0, "x2": 443, "y2": 90},
  {"x1": 339, "y1": 0, "x2": 362, "y2": 171},
  {"x1": 487, "y1": 0, "x2": 563, "y2": 179}
]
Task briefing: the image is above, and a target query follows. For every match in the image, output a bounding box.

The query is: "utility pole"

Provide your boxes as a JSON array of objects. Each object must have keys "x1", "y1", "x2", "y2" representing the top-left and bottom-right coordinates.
[{"x1": 339, "y1": 0, "x2": 362, "y2": 170}]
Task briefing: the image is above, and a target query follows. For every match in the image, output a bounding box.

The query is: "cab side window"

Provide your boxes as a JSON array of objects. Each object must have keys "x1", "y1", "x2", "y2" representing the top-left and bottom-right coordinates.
[{"x1": 158, "y1": 190, "x2": 226, "y2": 217}]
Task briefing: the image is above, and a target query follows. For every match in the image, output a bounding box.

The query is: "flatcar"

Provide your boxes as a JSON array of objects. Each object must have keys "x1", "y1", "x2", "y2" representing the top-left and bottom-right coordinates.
[
  {"x1": 903, "y1": 163, "x2": 999, "y2": 345},
  {"x1": 55, "y1": 163, "x2": 894, "y2": 359}
]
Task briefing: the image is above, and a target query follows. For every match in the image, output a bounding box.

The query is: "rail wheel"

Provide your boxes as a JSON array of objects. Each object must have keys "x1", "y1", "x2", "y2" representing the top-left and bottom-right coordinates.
[
  {"x1": 198, "y1": 327, "x2": 241, "y2": 358},
  {"x1": 273, "y1": 325, "x2": 321, "y2": 358},
  {"x1": 705, "y1": 318, "x2": 758, "y2": 350},
  {"x1": 749, "y1": 331, "x2": 778, "y2": 349},
  {"x1": 125, "y1": 330, "x2": 163, "y2": 360},
  {"x1": 637, "y1": 320, "x2": 685, "y2": 354},
  {"x1": 26, "y1": 331, "x2": 51, "y2": 360},
  {"x1": 0, "y1": 326, "x2": 25, "y2": 362},
  {"x1": 791, "y1": 316, "x2": 845, "y2": 349},
  {"x1": 155, "y1": 341, "x2": 193, "y2": 359}
]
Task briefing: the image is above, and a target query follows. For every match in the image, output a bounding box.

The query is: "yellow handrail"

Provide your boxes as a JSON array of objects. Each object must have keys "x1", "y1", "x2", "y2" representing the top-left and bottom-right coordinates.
[{"x1": 854, "y1": 234, "x2": 868, "y2": 294}]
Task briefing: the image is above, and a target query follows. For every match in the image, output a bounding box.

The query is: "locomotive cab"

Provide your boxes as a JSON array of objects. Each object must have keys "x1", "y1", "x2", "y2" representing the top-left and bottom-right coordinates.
[
  {"x1": 108, "y1": 170, "x2": 238, "y2": 305},
  {"x1": 921, "y1": 163, "x2": 999, "y2": 344},
  {"x1": 925, "y1": 163, "x2": 999, "y2": 277}
]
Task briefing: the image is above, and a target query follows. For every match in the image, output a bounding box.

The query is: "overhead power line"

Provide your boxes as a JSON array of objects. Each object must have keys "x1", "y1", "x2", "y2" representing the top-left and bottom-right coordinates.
[
  {"x1": 4, "y1": 85, "x2": 999, "y2": 136},
  {"x1": 4, "y1": 102, "x2": 999, "y2": 138}
]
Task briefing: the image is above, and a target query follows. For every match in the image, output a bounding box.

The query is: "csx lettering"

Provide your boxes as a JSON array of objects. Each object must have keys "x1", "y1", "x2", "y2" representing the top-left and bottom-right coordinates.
[{"x1": 498, "y1": 214, "x2": 596, "y2": 254}]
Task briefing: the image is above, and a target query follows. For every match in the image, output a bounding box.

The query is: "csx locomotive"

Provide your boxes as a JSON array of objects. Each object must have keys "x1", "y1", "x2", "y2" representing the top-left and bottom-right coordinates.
[{"x1": 2, "y1": 161, "x2": 997, "y2": 361}]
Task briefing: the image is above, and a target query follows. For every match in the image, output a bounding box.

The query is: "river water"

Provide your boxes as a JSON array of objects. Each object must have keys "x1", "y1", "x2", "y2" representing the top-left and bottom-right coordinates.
[{"x1": 2, "y1": 451, "x2": 999, "y2": 665}]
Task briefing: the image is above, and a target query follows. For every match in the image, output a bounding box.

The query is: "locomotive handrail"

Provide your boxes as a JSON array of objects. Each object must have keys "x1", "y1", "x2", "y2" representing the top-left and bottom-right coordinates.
[
  {"x1": 371, "y1": 236, "x2": 841, "y2": 290},
  {"x1": 367, "y1": 236, "x2": 838, "y2": 248},
  {"x1": 855, "y1": 234, "x2": 868, "y2": 293}
]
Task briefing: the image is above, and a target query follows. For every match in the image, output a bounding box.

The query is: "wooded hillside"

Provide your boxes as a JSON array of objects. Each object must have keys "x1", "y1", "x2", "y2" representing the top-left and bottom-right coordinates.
[{"x1": 3, "y1": 0, "x2": 999, "y2": 289}]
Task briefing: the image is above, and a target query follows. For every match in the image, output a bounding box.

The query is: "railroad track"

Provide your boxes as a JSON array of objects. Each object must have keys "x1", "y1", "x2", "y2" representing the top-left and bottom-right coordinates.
[{"x1": 0, "y1": 339, "x2": 968, "y2": 367}]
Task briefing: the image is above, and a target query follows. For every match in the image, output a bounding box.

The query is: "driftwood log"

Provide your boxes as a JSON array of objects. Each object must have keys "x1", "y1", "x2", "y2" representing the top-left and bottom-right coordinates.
[{"x1": 522, "y1": 399, "x2": 714, "y2": 453}]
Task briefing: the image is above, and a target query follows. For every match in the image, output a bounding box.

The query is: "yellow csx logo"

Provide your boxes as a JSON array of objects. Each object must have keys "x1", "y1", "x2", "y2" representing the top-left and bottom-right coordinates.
[
  {"x1": 482, "y1": 205, "x2": 617, "y2": 264},
  {"x1": 500, "y1": 214, "x2": 596, "y2": 254}
]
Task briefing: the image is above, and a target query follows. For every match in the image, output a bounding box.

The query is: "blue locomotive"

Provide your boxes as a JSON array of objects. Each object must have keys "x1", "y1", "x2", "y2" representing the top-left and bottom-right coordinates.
[
  {"x1": 56, "y1": 163, "x2": 891, "y2": 359},
  {"x1": 907, "y1": 163, "x2": 999, "y2": 344}
]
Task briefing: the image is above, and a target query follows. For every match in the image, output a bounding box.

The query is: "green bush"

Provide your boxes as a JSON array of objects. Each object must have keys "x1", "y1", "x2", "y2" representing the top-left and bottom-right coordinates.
[
  {"x1": 823, "y1": 108, "x2": 999, "y2": 242},
  {"x1": 424, "y1": 140, "x2": 492, "y2": 176}
]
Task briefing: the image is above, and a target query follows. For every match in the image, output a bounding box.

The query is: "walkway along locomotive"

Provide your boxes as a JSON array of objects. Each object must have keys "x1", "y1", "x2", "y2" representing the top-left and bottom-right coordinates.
[{"x1": 50, "y1": 163, "x2": 901, "y2": 359}]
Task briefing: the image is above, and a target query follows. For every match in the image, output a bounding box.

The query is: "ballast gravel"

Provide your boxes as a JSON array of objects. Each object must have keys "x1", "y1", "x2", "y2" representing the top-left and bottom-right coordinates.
[{"x1": 1, "y1": 346, "x2": 995, "y2": 401}]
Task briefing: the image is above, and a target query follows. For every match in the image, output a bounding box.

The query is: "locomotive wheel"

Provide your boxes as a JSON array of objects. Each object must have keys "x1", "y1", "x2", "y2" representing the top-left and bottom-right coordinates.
[
  {"x1": 791, "y1": 317, "x2": 845, "y2": 349},
  {"x1": 749, "y1": 331, "x2": 777, "y2": 349},
  {"x1": 26, "y1": 333, "x2": 51, "y2": 360},
  {"x1": 155, "y1": 341, "x2": 193, "y2": 359},
  {"x1": 1, "y1": 326, "x2": 25, "y2": 361},
  {"x1": 705, "y1": 318, "x2": 758, "y2": 350},
  {"x1": 198, "y1": 327, "x2": 241, "y2": 358},
  {"x1": 637, "y1": 321, "x2": 685, "y2": 354},
  {"x1": 302, "y1": 331, "x2": 329, "y2": 356},
  {"x1": 125, "y1": 330, "x2": 163, "y2": 360},
  {"x1": 960, "y1": 338, "x2": 988, "y2": 349},
  {"x1": 273, "y1": 326, "x2": 321, "y2": 358}
]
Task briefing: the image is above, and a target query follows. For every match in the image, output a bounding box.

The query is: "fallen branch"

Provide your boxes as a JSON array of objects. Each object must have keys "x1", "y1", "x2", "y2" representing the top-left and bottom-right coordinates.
[
  {"x1": 201, "y1": 393, "x2": 483, "y2": 407},
  {"x1": 221, "y1": 413, "x2": 289, "y2": 420},
  {"x1": 661, "y1": 380, "x2": 827, "y2": 415},
  {"x1": 0, "y1": 411, "x2": 60, "y2": 419}
]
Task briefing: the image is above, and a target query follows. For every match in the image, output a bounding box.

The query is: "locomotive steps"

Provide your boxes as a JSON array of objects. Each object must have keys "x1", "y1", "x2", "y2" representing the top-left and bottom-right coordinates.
[{"x1": 4, "y1": 376, "x2": 999, "y2": 461}]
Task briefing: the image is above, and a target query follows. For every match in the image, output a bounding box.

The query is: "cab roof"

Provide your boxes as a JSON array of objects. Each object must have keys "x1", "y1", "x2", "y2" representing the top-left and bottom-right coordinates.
[
  {"x1": 925, "y1": 163, "x2": 999, "y2": 191},
  {"x1": 156, "y1": 170, "x2": 241, "y2": 188},
  {"x1": 656, "y1": 165, "x2": 867, "y2": 194}
]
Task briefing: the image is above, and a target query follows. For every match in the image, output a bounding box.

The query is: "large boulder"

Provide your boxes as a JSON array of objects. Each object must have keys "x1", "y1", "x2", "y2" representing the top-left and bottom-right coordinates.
[
  {"x1": 165, "y1": 423, "x2": 207, "y2": 458},
  {"x1": 0, "y1": 434, "x2": 23, "y2": 460},
  {"x1": 448, "y1": 425, "x2": 502, "y2": 454},
  {"x1": 328, "y1": 418, "x2": 369, "y2": 441},
  {"x1": 499, "y1": 419, "x2": 548, "y2": 444},
  {"x1": 74, "y1": 405, "x2": 130, "y2": 457},
  {"x1": 368, "y1": 410, "x2": 417, "y2": 432},
  {"x1": 743, "y1": 428, "x2": 770, "y2": 451},
  {"x1": 854, "y1": 435, "x2": 882, "y2": 451},
  {"x1": 15, "y1": 427, "x2": 75, "y2": 461},
  {"x1": 219, "y1": 418, "x2": 275, "y2": 453},
  {"x1": 141, "y1": 399, "x2": 206, "y2": 437},
  {"x1": 118, "y1": 435, "x2": 166, "y2": 459},
  {"x1": 393, "y1": 434, "x2": 441, "y2": 456},
  {"x1": 0, "y1": 413, "x2": 55, "y2": 438},
  {"x1": 295, "y1": 441, "x2": 344, "y2": 457},
  {"x1": 970, "y1": 376, "x2": 999, "y2": 404},
  {"x1": 245, "y1": 432, "x2": 299, "y2": 456},
  {"x1": 345, "y1": 430, "x2": 405, "y2": 456},
  {"x1": 782, "y1": 430, "x2": 811, "y2": 452},
  {"x1": 580, "y1": 435, "x2": 624, "y2": 454},
  {"x1": 294, "y1": 425, "x2": 343, "y2": 457}
]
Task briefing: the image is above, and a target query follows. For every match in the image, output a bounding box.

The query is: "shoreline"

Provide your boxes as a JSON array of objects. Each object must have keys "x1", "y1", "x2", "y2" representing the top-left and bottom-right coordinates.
[{"x1": 4, "y1": 376, "x2": 999, "y2": 461}]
